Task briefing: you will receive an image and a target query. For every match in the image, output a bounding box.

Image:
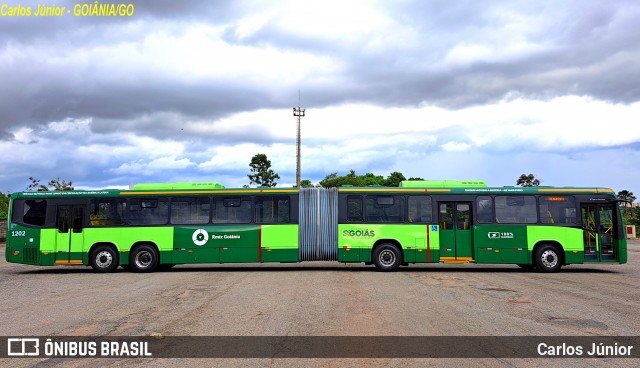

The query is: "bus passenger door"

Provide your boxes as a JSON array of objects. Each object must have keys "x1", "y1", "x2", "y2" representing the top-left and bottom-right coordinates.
[
  {"x1": 55, "y1": 205, "x2": 85, "y2": 264},
  {"x1": 581, "y1": 204, "x2": 616, "y2": 262},
  {"x1": 438, "y1": 202, "x2": 473, "y2": 261}
]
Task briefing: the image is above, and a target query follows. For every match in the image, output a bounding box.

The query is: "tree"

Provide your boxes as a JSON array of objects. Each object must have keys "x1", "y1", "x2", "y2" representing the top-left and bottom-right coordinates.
[
  {"x1": 360, "y1": 172, "x2": 384, "y2": 186},
  {"x1": 300, "y1": 179, "x2": 315, "y2": 188},
  {"x1": 0, "y1": 192, "x2": 9, "y2": 220},
  {"x1": 628, "y1": 207, "x2": 640, "y2": 227},
  {"x1": 318, "y1": 172, "x2": 339, "y2": 187},
  {"x1": 27, "y1": 177, "x2": 74, "y2": 191},
  {"x1": 516, "y1": 174, "x2": 542, "y2": 187},
  {"x1": 247, "y1": 154, "x2": 280, "y2": 187},
  {"x1": 617, "y1": 190, "x2": 636, "y2": 216},
  {"x1": 407, "y1": 177, "x2": 425, "y2": 181},
  {"x1": 48, "y1": 178, "x2": 74, "y2": 191},
  {"x1": 384, "y1": 171, "x2": 406, "y2": 187},
  {"x1": 617, "y1": 190, "x2": 636, "y2": 204},
  {"x1": 319, "y1": 170, "x2": 375, "y2": 187},
  {"x1": 319, "y1": 170, "x2": 411, "y2": 188},
  {"x1": 27, "y1": 177, "x2": 48, "y2": 191},
  {"x1": 319, "y1": 170, "x2": 350, "y2": 187}
]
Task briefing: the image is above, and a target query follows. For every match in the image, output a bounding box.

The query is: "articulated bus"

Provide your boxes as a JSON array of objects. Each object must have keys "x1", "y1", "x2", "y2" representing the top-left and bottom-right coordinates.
[{"x1": 5, "y1": 180, "x2": 626, "y2": 273}]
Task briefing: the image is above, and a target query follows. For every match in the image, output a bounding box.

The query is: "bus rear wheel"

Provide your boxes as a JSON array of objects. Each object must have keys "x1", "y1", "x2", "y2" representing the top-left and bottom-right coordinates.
[
  {"x1": 130, "y1": 245, "x2": 159, "y2": 273},
  {"x1": 373, "y1": 243, "x2": 402, "y2": 272},
  {"x1": 534, "y1": 244, "x2": 562, "y2": 273},
  {"x1": 90, "y1": 245, "x2": 119, "y2": 273}
]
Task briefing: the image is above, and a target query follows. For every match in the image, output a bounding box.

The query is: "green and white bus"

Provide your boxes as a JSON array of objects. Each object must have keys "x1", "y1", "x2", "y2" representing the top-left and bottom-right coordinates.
[{"x1": 5, "y1": 180, "x2": 627, "y2": 273}]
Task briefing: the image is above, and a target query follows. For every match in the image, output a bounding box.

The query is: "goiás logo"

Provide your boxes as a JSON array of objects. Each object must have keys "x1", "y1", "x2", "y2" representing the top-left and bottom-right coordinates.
[
  {"x1": 342, "y1": 229, "x2": 376, "y2": 238},
  {"x1": 192, "y1": 229, "x2": 209, "y2": 246}
]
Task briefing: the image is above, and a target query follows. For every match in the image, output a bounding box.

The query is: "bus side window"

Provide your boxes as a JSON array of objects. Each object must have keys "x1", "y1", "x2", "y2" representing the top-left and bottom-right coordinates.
[
  {"x1": 16, "y1": 199, "x2": 48, "y2": 227},
  {"x1": 212, "y1": 197, "x2": 252, "y2": 224},
  {"x1": 347, "y1": 196, "x2": 363, "y2": 222},
  {"x1": 495, "y1": 196, "x2": 537, "y2": 224},
  {"x1": 539, "y1": 196, "x2": 576, "y2": 225},
  {"x1": 408, "y1": 196, "x2": 432, "y2": 223},
  {"x1": 255, "y1": 196, "x2": 290, "y2": 223},
  {"x1": 124, "y1": 198, "x2": 169, "y2": 225},
  {"x1": 170, "y1": 197, "x2": 210, "y2": 224},
  {"x1": 476, "y1": 196, "x2": 493, "y2": 223},
  {"x1": 365, "y1": 195, "x2": 403, "y2": 223},
  {"x1": 90, "y1": 199, "x2": 125, "y2": 226}
]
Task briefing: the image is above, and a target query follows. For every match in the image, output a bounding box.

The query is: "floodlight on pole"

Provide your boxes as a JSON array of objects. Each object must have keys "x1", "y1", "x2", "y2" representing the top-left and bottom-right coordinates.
[{"x1": 293, "y1": 93, "x2": 305, "y2": 188}]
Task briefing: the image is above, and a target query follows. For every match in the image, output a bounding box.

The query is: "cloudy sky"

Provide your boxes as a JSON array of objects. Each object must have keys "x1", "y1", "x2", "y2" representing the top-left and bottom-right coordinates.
[{"x1": 1, "y1": 0, "x2": 639, "y2": 193}]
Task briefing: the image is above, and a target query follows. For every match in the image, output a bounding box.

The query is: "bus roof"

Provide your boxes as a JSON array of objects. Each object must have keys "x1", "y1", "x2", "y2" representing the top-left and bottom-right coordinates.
[
  {"x1": 400, "y1": 180, "x2": 487, "y2": 188},
  {"x1": 132, "y1": 182, "x2": 225, "y2": 190},
  {"x1": 9, "y1": 182, "x2": 616, "y2": 198},
  {"x1": 338, "y1": 186, "x2": 615, "y2": 195},
  {"x1": 10, "y1": 186, "x2": 299, "y2": 199}
]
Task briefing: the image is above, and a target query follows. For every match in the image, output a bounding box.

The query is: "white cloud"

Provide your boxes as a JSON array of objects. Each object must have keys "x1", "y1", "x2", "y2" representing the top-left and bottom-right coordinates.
[
  {"x1": 440, "y1": 141, "x2": 471, "y2": 152},
  {"x1": 135, "y1": 24, "x2": 337, "y2": 86},
  {"x1": 198, "y1": 143, "x2": 263, "y2": 171},
  {"x1": 273, "y1": 0, "x2": 393, "y2": 42},
  {"x1": 111, "y1": 155, "x2": 195, "y2": 176},
  {"x1": 222, "y1": 96, "x2": 640, "y2": 153}
]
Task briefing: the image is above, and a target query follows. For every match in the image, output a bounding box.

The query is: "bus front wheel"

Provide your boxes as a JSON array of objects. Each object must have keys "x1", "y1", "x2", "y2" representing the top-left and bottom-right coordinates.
[
  {"x1": 130, "y1": 245, "x2": 159, "y2": 273},
  {"x1": 373, "y1": 243, "x2": 402, "y2": 272},
  {"x1": 90, "y1": 245, "x2": 119, "y2": 273},
  {"x1": 534, "y1": 244, "x2": 562, "y2": 273}
]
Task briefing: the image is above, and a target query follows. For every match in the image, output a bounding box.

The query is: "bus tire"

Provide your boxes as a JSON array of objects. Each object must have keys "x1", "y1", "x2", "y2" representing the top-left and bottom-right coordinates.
[
  {"x1": 90, "y1": 245, "x2": 119, "y2": 273},
  {"x1": 130, "y1": 245, "x2": 159, "y2": 273},
  {"x1": 373, "y1": 243, "x2": 402, "y2": 272},
  {"x1": 534, "y1": 244, "x2": 562, "y2": 273}
]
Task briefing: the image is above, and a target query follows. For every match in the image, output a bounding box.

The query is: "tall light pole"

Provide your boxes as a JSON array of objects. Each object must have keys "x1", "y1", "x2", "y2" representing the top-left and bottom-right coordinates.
[{"x1": 293, "y1": 94, "x2": 305, "y2": 188}]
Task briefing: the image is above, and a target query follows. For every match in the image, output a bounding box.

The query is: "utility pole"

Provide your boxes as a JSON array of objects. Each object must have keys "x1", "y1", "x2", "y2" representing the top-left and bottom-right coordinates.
[{"x1": 293, "y1": 91, "x2": 305, "y2": 188}]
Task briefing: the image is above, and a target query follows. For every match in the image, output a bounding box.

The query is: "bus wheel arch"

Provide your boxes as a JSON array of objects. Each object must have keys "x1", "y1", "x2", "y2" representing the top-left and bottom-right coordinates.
[
  {"x1": 89, "y1": 243, "x2": 119, "y2": 273},
  {"x1": 129, "y1": 242, "x2": 160, "y2": 273},
  {"x1": 372, "y1": 240, "x2": 403, "y2": 272},
  {"x1": 533, "y1": 242, "x2": 564, "y2": 273}
]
